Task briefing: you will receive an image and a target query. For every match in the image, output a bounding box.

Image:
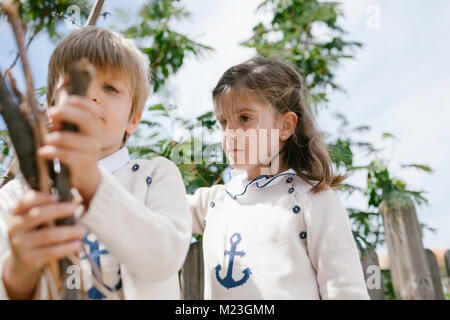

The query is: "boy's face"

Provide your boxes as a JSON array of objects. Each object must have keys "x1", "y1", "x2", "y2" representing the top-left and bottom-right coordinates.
[{"x1": 51, "y1": 70, "x2": 140, "y2": 159}]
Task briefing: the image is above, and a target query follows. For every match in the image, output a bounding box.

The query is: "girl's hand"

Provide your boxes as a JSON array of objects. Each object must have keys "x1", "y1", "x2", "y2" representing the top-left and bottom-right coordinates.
[
  {"x1": 2, "y1": 190, "x2": 86, "y2": 299},
  {"x1": 38, "y1": 95, "x2": 103, "y2": 203}
]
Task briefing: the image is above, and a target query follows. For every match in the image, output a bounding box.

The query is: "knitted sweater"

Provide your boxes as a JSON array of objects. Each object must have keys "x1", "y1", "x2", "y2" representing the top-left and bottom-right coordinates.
[
  {"x1": 187, "y1": 168, "x2": 370, "y2": 300},
  {"x1": 0, "y1": 148, "x2": 192, "y2": 299}
]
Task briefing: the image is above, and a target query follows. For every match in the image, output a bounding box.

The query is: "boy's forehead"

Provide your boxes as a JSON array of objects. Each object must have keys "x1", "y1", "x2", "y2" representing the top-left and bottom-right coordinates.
[{"x1": 57, "y1": 67, "x2": 130, "y2": 87}]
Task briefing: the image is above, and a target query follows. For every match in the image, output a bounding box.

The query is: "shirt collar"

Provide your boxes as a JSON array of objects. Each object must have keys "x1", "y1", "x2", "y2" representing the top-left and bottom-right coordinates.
[
  {"x1": 225, "y1": 167, "x2": 297, "y2": 200},
  {"x1": 98, "y1": 146, "x2": 130, "y2": 174}
]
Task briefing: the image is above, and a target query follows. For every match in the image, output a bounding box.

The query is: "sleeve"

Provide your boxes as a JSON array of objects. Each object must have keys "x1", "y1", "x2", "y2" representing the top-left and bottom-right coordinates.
[
  {"x1": 304, "y1": 188, "x2": 370, "y2": 300},
  {"x1": 186, "y1": 186, "x2": 215, "y2": 235},
  {"x1": 0, "y1": 179, "x2": 22, "y2": 300},
  {"x1": 79, "y1": 157, "x2": 192, "y2": 282},
  {"x1": 0, "y1": 179, "x2": 49, "y2": 300}
]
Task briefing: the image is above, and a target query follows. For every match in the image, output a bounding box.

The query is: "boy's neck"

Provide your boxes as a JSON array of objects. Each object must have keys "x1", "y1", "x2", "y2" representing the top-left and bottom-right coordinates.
[{"x1": 100, "y1": 144, "x2": 123, "y2": 160}]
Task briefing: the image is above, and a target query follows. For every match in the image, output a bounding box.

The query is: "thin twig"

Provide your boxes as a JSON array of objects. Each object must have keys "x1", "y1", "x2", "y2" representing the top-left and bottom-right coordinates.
[
  {"x1": 2, "y1": 18, "x2": 45, "y2": 78},
  {"x1": 85, "y1": 0, "x2": 105, "y2": 26},
  {"x1": 5, "y1": 70, "x2": 25, "y2": 103},
  {"x1": 0, "y1": 153, "x2": 19, "y2": 188}
]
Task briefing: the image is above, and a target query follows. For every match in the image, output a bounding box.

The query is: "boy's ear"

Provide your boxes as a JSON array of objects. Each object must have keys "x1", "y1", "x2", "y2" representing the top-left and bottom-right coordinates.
[{"x1": 126, "y1": 112, "x2": 142, "y2": 135}]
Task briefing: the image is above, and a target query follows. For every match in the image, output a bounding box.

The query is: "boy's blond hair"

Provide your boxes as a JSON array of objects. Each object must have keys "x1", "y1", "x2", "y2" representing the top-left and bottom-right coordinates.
[{"x1": 46, "y1": 26, "x2": 150, "y2": 146}]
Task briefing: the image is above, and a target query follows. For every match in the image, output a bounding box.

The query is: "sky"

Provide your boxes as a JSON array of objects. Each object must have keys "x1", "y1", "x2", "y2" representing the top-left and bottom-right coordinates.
[{"x1": 0, "y1": 0, "x2": 449, "y2": 254}]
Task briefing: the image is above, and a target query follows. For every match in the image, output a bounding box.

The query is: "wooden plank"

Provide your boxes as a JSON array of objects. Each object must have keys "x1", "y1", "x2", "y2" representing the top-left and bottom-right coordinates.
[
  {"x1": 380, "y1": 199, "x2": 435, "y2": 299},
  {"x1": 360, "y1": 246, "x2": 384, "y2": 300},
  {"x1": 180, "y1": 241, "x2": 204, "y2": 300},
  {"x1": 445, "y1": 250, "x2": 450, "y2": 277},
  {"x1": 424, "y1": 249, "x2": 445, "y2": 299}
]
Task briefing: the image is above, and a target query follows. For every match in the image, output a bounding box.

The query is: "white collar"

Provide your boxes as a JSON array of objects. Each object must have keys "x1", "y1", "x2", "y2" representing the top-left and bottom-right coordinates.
[
  {"x1": 225, "y1": 167, "x2": 297, "y2": 200},
  {"x1": 98, "y1": 147, "x2": 130, "y2": 174}
]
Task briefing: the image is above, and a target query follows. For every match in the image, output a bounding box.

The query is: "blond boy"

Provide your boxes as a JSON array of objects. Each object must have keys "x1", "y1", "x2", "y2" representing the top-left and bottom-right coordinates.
[{"x1": 0, "y1": 26, "x2": 192, "y2": 299}]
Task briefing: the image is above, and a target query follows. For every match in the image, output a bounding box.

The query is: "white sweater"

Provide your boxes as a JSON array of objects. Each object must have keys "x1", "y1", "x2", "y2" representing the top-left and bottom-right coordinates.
[
  {"x1": 187, "y1": 168, "x2": 370, "y2": 300},
  {"x1": 0, "y1": 149, "x2": 192, "y2": 299}
]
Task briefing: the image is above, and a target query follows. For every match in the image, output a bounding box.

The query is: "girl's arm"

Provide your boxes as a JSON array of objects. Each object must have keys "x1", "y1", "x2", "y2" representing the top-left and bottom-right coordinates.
[
  {"x1": 305, "y1": 188, "x2": 370, "y2": 300},
  {"x1": 186, "y1": 186, "x2": 215, "y2": 236},
  {"x1": 79, "y1": 156, "x2": 192, "y2": 283}
]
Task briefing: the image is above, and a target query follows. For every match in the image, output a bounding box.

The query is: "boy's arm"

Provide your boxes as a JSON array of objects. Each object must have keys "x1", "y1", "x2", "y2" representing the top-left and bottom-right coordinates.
[
  {"x1": 304, "y1": 188, "x2": 370, "y2": 300},
  {"x1": 79, "y1": 157, "x2": 192, "y2": 282}
]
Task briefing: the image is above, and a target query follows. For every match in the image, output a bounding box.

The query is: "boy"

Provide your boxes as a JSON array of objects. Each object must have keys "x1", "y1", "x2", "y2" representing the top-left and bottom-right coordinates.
[{"x1": 0, "y1": 26, "x2": 192, "y2": 299}]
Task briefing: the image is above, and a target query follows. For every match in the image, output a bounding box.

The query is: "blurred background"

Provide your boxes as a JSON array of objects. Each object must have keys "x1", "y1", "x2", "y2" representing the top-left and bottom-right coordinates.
[{"x1": 1, "y1": 0, "x2": 449, "y2": 299}]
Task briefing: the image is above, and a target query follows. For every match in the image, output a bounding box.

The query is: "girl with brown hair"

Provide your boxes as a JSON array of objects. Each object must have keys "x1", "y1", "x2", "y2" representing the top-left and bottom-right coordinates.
[{"x1": 187, "y1": 57, "x2": 369, "y2": 299}]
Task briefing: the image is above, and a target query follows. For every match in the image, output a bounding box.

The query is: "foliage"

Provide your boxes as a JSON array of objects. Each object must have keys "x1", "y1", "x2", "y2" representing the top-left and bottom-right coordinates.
[
  {"x1": 241, "y1": 0, "x2": 362, "y2": 110},
  {"x1": 120, "y1": 0, "x2": 213, "y2": 92}
]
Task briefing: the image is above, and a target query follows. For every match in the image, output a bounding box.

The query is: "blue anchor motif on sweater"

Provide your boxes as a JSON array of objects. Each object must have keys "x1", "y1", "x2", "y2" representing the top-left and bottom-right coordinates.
[
  {"x1": 215, "y1": 233, "x2": 251, "y2": 289},
  {"x1": 82, "y1": 234, "x2": 122, "y2": 299}
]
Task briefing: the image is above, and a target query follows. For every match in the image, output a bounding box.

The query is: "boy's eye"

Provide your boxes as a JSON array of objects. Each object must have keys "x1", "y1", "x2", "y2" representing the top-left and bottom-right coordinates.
[
  {"x1": 104, "y1": 84, "x2": 119, "y2": 93},
  {"x1": 219, "y1": 119, "x2": 227, "y2": 127}
]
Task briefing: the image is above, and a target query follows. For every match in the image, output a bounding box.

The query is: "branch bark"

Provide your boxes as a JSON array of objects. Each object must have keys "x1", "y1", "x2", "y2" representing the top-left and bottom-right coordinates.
[{"x1": 85, "y1": 0, "x2": 105, "y2": 26}]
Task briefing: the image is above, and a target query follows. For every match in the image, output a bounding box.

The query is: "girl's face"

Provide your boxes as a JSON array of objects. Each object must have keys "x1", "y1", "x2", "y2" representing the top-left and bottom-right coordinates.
[
  {"x1": 217, "y1": 95, "x2": 285, "y2": 177},
  {"x1": 52, "y1": 70, "x2": 140, "y2": 159}
]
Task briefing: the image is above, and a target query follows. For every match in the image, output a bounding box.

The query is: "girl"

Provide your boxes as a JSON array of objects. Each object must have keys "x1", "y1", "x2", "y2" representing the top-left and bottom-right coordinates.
[{"x1": 187, "y1": 57, "x2": 370, "y2": 300}]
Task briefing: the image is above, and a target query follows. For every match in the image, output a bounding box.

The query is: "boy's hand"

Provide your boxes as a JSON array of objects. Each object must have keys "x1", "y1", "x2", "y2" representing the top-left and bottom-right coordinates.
[
  {"x1": 2, "y1": 190, "x2": 86, "y2": 299},
  {"x1": 38, "y1": 95, "x2": 103, "y2": 203}
]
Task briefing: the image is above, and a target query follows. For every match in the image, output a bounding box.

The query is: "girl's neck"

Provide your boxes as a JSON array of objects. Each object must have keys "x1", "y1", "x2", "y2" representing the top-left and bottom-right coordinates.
[{"x1": 246, "y1": 161, "x2": 290, "y2": 181}]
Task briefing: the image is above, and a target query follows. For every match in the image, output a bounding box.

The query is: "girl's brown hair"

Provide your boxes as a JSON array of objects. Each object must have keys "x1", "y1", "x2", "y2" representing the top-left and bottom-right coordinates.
[{"x1": 212, "y1": 57, "x2": 345, "y2": 193}]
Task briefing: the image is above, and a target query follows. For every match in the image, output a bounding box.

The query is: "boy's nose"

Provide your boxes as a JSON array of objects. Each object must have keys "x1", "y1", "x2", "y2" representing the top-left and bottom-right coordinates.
[{"x1": 86, "y1": 85, "x2": 101, "y2": 104}]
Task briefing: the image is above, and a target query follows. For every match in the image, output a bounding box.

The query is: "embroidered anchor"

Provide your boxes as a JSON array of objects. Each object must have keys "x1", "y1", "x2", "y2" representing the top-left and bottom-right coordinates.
[
  {"x1": 82, "y1": 234, "x2": 122, "y2": 299},
  {"x1": 215, "y1": 233, "x2": 251, "y2": 289}
]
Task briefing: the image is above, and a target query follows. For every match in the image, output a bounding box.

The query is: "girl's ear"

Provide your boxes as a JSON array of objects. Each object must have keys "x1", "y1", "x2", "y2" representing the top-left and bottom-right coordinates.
[
  {"x1": 280, "y1": 111, "x2": 298, "y2": 141},
  {"x1": 126, "y1": 112, "x2": 142, "y2": 135}
]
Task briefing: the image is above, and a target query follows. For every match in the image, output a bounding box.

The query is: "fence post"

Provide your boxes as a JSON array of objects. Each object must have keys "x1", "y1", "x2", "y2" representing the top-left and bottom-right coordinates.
[
  {"x1": 360, "y1": 246, "x2": 385, "y2": 300},
  {"x1": 445, "y1": 250, "x2": 450, "y2": 277},
  {"x1": 379, "y1": 198, "x2": 435, "y2": 299},
  {"x1": 180, "y1": 241, "x2": 204, "y2": 300},
  {"x1": 424, "y1": 249, "x2": 445, "y2": 299}
]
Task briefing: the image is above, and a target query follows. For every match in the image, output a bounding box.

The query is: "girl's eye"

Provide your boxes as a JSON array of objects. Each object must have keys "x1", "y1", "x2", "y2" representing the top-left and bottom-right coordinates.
[
  {"x1": 219, "y1": 119, "x2": 227, "y2": 127},
  {"x1": 104, "y1": 84, "x2": 119, "y2": 93},
  {"x1": 241, "y1": 115, "x2": 250, "y2": 122}
]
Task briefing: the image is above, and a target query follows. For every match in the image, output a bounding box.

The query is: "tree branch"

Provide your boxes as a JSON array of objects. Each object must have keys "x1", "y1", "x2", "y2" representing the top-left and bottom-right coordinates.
[
  {"x1": 85, "y1": 0, "x2": 105, "y2": 26},
  {"x1": 1, "y1": 0, "x2": 50, "y2": 192}
]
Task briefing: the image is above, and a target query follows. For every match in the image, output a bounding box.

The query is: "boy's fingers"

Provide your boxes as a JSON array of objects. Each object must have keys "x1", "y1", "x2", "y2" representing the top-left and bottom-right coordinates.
[
  {"x1": 24, "y1": 240, "x2": 82, "y2": 267},
  {"x1": 37, "y1": 146, "x2": 93, "y2": 168},
  {"x1": 43, "y1": 131, "x2": 99, "y2": 153},
  {"x1": 48, "y1": 105, "x2": 101, "y2": 136},
  {"x1": 13, "y1": 225, "x2": 87, "y2": 251},
  {"x1": 12, "y1": 191, "x2": 57, "y2": 216},
  {"x1": 9, "y1": 202, "x2": 76, "y2": 234}
]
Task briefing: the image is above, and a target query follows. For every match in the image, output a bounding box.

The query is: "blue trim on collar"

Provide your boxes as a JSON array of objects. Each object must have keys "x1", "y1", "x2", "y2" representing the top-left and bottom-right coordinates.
[{"x1": 225, "y1": 171, "x2": 298, "y2": 200}]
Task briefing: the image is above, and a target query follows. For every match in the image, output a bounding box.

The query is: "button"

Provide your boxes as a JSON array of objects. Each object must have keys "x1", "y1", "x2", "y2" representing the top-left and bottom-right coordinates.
[
  {"x1": 299, "y1": 231, "x2": 307, "y2": 239},
  {"x1": 288, "y1": 187, "x2": 295, "y2": 194},
  {"x1": 203, "y1": 219, "x2": 207, "y2": 226},
  {"x1": 146, "y1": 176, "x2": 152, "y2": 185},
  {"x1": 210, "y1": 201, "x2": 215, "y2": 208},
  {"x1": 286, "y1": 177, "x2": 293, "y2": 183},
  {"x1": 293, "y1": 205, "x2": 301, "y2": 214},
  {"x1": 132, "y1": 164, "x2": 140, "y2": 172}
]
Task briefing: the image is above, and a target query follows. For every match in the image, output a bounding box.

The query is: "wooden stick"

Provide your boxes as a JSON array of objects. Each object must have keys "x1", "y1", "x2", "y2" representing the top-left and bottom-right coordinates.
[{"x1": 85, "y1": 0, "x2": 105, "y2": 26}]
